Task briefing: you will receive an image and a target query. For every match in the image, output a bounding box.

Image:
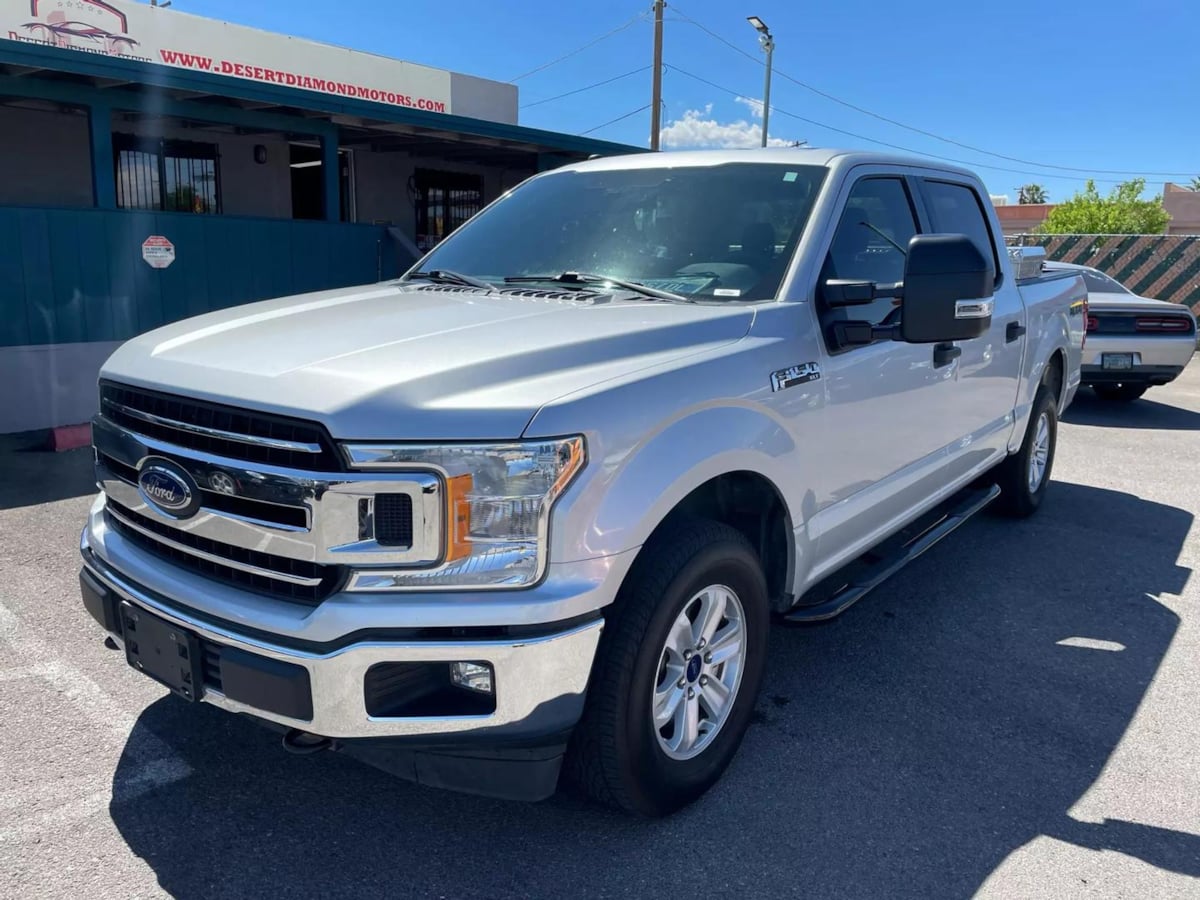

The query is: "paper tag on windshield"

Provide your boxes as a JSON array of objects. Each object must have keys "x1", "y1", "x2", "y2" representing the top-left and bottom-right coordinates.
[
  {"x1": 713, "y1": 288, "x2": 742, "y2": 296},
  {"x1": 783, "y1": 172, "x2": 798, "y2": 182}
]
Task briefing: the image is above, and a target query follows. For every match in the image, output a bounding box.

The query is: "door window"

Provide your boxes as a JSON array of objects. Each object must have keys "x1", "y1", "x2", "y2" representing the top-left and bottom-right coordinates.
[
  {"x1": 921, "y1": 180, "x2": 998, "y2": 281},
  {"x1": 820, "y1": 177, "x2": 919, "y2": 328}
]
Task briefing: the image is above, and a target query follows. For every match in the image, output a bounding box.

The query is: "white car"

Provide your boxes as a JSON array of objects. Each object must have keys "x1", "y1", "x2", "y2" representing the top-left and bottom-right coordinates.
[{"x1": 1046, "y1": 262, "x2": 1197, "y2": 402}]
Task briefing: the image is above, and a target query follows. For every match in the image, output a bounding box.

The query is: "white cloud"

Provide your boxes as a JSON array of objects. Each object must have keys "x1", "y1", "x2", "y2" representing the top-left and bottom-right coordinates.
[
  {"x1": 735, "y1": 96, "x2": 765, "y2": 119},
  {"x1": 659, "y1": 102, "x2": 795, "y2": 149}
]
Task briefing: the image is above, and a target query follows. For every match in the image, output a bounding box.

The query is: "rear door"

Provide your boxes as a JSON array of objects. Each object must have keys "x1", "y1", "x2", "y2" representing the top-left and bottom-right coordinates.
[
  {"x1": 916, "y1": 177, "x2": 1025, "y2": 470},
  {"x1": 803, "y1": 168, "x2": 966, "y2": 576}
]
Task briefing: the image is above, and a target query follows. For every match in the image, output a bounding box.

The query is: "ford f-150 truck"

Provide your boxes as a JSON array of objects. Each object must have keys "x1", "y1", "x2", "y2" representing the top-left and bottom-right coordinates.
[{"x1": 79, "y1": 149, "x2": 1085, "y2": 816}]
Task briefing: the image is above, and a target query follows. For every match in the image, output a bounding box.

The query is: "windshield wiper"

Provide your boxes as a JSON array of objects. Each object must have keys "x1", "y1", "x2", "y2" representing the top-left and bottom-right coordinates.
[
  {"x1": 407, "y1": 269, "x2": 497, "y2": 293},
  {"x1": 504, "y1": 272, "x2": 692, "y2": 302}
]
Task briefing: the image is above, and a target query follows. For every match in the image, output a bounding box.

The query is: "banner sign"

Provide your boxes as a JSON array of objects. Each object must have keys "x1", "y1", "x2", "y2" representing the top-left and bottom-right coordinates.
[{"x1": 2, "y1": 0, "x2": 455, "y2": 115}]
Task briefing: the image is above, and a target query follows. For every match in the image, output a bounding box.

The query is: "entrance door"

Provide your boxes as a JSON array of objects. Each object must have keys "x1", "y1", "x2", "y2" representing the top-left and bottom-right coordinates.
[{"x1": 289, "y1": 144, "x2": 353, "y2": 221}]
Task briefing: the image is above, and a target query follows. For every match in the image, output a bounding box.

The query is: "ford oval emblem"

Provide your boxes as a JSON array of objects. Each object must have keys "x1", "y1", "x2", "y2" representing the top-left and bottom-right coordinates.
[{"x1": 138, "y1": 458, "x2": 199, "y2": 518}]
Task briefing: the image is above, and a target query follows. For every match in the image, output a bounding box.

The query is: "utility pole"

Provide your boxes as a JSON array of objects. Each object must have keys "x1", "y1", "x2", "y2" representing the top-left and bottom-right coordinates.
[
  {"x1": 650, "y1": 0, "x2": 664, "y2": 150},
  {"x1": 760, "y1": 37, "x2": 773, "y2": 147}
]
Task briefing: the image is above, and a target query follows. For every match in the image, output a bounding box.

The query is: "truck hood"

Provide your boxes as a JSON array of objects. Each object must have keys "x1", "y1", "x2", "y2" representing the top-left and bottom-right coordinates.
[{"x1": 101, "y1": 282, "x2": 754, "y2": 440}]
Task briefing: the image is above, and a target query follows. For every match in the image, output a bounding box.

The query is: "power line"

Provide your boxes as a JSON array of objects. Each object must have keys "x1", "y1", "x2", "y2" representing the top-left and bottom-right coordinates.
[
  {"x1": 663, "y1": 64, "x2": 1144, "y2": 186},
  {"x1": 669, "y1": 5, "x2": 1197, "y2": 180},
  {"x1": 581, "y1": 103, "x2": 652, "y2": 136},
  {"x1": 509, "y1": 11, "x2": 648, "y2": 82},
  {"x1": 521, "y1": 65, "x2": 651, "y2": 110}
]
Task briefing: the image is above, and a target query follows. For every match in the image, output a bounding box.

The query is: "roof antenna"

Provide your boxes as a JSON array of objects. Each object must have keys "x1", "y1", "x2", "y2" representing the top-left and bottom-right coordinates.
[{"x1": 150, "y1": 1, "x2": 173, "y2": 7}]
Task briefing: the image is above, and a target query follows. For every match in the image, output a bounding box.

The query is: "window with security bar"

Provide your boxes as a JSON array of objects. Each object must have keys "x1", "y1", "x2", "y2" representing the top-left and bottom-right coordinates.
[
  {"x1": 414, "y1": 169, "x2": 484, "y2": 251},
  {"x1": 114, "y1": 134, "x2": 221, "y2": 214}
]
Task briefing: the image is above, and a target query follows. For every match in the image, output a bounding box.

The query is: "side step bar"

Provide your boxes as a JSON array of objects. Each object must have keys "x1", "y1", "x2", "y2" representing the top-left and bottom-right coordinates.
[{"x1": 782, "y1": 483, "x2": 1001, "y2": 624}]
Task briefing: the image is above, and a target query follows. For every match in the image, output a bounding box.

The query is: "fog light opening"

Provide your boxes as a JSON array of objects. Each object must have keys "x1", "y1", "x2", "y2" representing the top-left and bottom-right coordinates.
[{"x1": 449, "y1": 661, "x2": 494, "y2": 695}]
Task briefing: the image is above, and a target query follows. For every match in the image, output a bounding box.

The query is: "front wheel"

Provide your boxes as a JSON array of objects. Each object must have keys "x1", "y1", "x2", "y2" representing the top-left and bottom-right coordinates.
[
  {"x1": 1093, "y1": 384, "x2": 1147, "y2": 403},
  {"x1": 994, "y1": 385, "x2": 1058, "y2": 518},
  {"x1": 565, "y1": 520, "x2": 769, "y2": 816}
]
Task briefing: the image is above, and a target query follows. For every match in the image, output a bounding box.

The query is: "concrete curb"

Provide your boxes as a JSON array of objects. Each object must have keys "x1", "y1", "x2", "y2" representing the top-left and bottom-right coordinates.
[{"x1": 48, "y1": 424, "x2": 92, "y2": 453}]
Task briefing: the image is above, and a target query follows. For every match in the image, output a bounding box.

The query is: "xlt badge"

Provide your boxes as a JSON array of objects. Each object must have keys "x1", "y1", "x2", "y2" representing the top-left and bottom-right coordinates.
[{"x1": 771, "y1": 362, "x2": 821, "y2": 392}]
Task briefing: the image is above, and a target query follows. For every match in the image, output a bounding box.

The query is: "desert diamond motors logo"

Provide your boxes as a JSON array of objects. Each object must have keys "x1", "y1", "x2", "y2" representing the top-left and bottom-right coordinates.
[{"x1": 15, "y1": 0, "x2": 142, "y2": 58}]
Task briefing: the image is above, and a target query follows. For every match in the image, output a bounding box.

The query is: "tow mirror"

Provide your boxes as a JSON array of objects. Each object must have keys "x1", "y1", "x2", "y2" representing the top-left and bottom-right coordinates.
[{"x1": 899, "y1": 234, "x2": 994, "y2": 343}]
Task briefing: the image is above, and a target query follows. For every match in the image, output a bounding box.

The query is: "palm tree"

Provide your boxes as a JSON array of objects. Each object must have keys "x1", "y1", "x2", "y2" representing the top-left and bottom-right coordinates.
[
  {"x1": 1018, "y1": 184, "x2": 1048, "y2": 204},
  {"x1": 1190, "y1": 176, "x2": 1200, "y2": 192}
]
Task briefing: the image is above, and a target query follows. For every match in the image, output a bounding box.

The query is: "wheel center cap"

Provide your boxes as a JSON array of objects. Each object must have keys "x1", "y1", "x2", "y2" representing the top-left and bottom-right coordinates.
[{"x1": 686, "y1": 655, "x2": 703, "y2": 682}]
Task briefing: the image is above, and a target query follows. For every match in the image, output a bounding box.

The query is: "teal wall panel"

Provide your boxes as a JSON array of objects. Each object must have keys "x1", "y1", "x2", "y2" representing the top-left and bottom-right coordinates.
[
  {"x1": 19, "y1": 210, "x2": 55, "y2": 346},
  {"x1": 0, "y1": 206, "x2": 399, "y2": 348},
  {"x1": 0, "y1": 213, "x2": 30, "y2": 347}
]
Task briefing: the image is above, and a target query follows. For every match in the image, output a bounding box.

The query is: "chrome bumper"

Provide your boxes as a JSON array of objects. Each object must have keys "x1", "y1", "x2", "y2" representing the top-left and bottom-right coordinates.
[{"x1": 82, "y1": 527, "x2": 605, "y2": 741}]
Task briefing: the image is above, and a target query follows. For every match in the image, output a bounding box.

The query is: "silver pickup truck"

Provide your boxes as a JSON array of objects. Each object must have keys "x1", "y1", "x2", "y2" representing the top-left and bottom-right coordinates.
[{"x1": 79, "y1": 149, "x2": 1085, "y2": 816}]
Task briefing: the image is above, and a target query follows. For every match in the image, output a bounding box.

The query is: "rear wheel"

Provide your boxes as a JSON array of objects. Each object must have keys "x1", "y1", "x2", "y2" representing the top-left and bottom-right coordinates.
[
  {"x1": 994, "y1": 385, "x2": 1057, "y2": 518},
  {"x1": 565, "y1": 520, "x2": 769, "y2": 816},
  {"x1": 1093, "y1": 384, "x2": 1147, "y2": 403}
]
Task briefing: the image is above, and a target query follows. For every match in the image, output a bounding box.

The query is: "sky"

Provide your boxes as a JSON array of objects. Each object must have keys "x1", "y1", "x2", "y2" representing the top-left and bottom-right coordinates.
[{"x1": 174, "y1": 0, "x2": 1199, "y2": 202}]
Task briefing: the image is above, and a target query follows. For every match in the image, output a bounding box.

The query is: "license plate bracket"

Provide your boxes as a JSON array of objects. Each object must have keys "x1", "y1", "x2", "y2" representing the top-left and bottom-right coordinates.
[
  {"x1": 120, "y1": 602, "x2": 203, "y2": 702},
  {"x1": 1102, "y1": 353, "x2": 1134, "y2": 370}
]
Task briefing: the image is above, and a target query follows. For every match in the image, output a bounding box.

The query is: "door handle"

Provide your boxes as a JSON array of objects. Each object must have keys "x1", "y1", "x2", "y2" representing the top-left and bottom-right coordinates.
[
  {"x1": 1006, "y1": 322, "x2": 1027, "y2": 343},
  {"x1": 933, "y1": 342, "x2": 961, "y2": 368}
]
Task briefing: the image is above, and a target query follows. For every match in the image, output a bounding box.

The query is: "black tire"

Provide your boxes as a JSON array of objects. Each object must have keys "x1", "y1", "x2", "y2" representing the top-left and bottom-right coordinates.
[
  {"x1": 994, "y1": 385, "x2": 1058, "y2": 518},
  {"x1": 1093, "y1": 384, "x2": 1147, "y2": 403},
  {"x1": 564, "y1": 519, "x2": 769, "y2": 816}
]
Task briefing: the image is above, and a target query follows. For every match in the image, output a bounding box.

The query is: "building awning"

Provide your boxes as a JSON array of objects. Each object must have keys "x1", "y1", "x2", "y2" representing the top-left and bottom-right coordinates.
[{"x1": 0, "y1": 38, "x2": 643, "y2": 166}]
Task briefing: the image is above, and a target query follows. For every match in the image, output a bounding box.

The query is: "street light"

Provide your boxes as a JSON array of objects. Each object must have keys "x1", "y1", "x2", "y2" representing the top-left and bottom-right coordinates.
[{"x1": 746, "y1": 16, "x2": 774, "y2": 148}]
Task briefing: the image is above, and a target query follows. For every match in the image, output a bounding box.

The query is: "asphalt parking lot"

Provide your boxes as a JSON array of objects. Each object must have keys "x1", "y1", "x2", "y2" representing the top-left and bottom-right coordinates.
[{"x1": 2, "y1": 366, "x2": 1199, "y2": 899}]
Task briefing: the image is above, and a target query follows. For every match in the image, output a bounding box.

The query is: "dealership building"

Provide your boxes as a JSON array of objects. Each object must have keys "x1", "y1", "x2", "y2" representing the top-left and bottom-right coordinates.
[{"x1": 0, "y1": 0, "x2": 640, "y2": 433}]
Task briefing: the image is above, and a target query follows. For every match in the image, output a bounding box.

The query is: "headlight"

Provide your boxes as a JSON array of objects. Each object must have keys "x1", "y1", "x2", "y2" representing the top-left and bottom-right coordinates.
[{"x1": 341, "y1": 437, "x2": 585, "y2": 588}]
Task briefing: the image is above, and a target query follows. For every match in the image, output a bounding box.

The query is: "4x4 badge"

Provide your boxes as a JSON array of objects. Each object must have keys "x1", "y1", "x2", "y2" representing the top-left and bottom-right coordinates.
[{"x1": 770, "y1": 362, "x2": 821, "y2": 392}]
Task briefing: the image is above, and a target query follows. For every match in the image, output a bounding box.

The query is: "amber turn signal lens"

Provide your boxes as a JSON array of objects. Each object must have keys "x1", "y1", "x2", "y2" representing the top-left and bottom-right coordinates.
[{"x1": 445, "y1": 473, "x2": 473, "y2": 561}]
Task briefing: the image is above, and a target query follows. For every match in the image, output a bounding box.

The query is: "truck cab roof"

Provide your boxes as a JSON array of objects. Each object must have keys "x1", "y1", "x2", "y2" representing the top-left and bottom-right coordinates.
[{"x1": 559, "y1": 148, "x2": 980, "y2": 183}]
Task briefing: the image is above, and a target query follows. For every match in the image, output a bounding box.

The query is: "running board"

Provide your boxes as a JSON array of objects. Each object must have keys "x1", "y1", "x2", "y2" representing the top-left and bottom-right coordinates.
[{"x1": 782, "y1": 483, "x2": 1001, "y2": 624}]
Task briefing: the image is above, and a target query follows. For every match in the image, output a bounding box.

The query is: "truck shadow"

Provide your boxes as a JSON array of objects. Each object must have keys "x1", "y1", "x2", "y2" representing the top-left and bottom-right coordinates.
[
  {"x1": 1063, "y1": 389, "x2": 1200, "y2": 430},
  {"x1": 0, "y1": 434, "x2": 96, "y2": 510},
  {"x1": 108, "y1": 481, "x2": 1195, "y2": 899}
]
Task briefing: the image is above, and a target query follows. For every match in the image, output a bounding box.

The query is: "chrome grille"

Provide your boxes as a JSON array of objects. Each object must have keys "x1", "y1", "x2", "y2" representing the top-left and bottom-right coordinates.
[
  {"x1": 105, "y1": 500, "x2": 341, "y2": 605},
  {"x1": 99, "y1": 381, "x2": 343, "y2": 472},
  {"x1": 96, "y1": 448, "x2": 309, "y2": 531},
  {"x1": 91, "y1": 411, "x2": 445, "y2": 605}
]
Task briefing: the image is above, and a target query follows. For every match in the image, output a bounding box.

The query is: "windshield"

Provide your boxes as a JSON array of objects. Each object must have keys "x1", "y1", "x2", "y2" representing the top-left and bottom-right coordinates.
[{"x1": 407, "y1": 163, "x2": 827, "y2": 301}]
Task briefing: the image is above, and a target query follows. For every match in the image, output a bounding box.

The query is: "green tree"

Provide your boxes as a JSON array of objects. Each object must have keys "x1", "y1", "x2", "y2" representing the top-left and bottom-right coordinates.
[
  {"x1": 1038, "y1": 179, "x2": 1170, "y2": 234},
  {"x1": 1190, "y1": 176, "x2": 1200, "y2": 192},
  {"x1": 1018, "y1": 183, "x2": 1047, "y2": 204}
]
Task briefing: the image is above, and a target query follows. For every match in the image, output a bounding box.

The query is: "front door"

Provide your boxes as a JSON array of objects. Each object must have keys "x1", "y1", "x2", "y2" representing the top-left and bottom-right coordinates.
[{"x1": 804, "y1": 171, "x2": 966, "y2": 578}]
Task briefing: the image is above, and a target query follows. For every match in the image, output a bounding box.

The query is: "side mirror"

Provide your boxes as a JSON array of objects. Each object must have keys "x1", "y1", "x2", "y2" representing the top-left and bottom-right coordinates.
[{"x1": 900, "y1": 234, "x2": 994, "y2": 344}]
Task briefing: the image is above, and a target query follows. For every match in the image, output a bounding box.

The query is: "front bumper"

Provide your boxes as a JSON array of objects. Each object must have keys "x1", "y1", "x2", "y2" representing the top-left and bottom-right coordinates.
[{"x1": 80, "y1": 526, "x2": 604, "y2": 744}]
